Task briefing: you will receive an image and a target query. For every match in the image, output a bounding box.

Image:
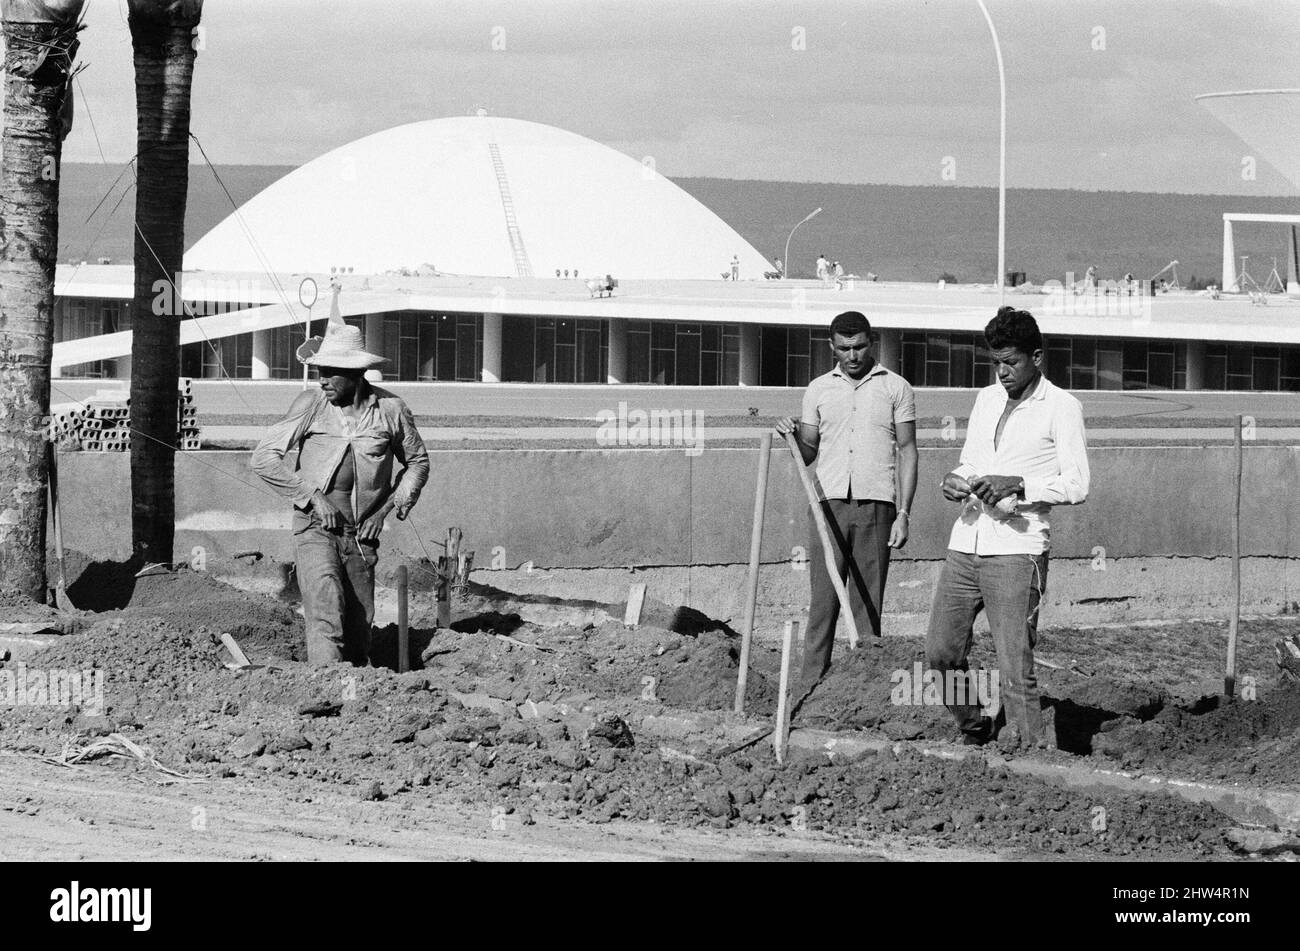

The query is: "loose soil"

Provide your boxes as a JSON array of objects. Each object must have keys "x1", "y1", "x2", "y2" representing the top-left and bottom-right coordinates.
[{"x1": 3, "y1": 560, "x2": 1299, "y2": 860}]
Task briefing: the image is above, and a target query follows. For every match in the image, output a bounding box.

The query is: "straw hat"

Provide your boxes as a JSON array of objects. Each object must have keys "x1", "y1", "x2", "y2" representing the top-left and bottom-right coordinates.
[{"x1": 299, "y1": 323, "x2": 388, "y2": 369}]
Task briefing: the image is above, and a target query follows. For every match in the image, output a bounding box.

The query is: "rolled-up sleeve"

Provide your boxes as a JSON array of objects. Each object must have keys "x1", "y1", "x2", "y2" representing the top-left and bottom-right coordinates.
[
  {"x1": 389, "y1": 402, "x2": 429, "y2": 509},
  {"x1": 250, "y1": 390, "x2": 319, "y2": 508},
  {"x1": 1023, "y1": 398, "x2": 1089, "y2": 505},
  {"x1": 894, "y1": 379, "x2": 917, "y2": 425},
  {"x1": 800, "y1": 382, "x2": 821, "y2": 428}
]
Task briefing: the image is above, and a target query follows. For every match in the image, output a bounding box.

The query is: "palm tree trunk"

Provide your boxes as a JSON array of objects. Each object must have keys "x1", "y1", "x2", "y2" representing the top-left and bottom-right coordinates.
[
  {"x1": 0, "y1": 0, "x2": 84, "y2": 599},
  {"x1": 127, "y1": 0, "x2": 201, "y2": 564}
]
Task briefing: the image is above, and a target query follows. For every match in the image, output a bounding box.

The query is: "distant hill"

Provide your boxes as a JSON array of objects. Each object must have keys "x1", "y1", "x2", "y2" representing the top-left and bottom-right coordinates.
[
  {"x1": 58, "y1": 163, "x2": 295, "y2": 267},
  {"x1": 58, "y1": 163, "x2": 1297, "y2": 287},
  {"x1": 675, "y1": 178, "x2": 1299, "y2": 286}
]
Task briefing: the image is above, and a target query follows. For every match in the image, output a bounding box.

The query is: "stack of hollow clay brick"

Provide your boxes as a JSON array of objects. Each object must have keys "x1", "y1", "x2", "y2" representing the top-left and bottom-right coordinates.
[{"x1": 49, "y1": 378, "x2": 201, "y2": 452}]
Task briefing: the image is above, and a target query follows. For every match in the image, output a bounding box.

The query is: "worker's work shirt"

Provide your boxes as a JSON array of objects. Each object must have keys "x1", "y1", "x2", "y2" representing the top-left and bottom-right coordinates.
[
  {"x1": 948, "y1": 374, "x2": 1089, "y2": 556},
  {"x1": 801, "y1": 363, "x2": 916, "y2": 504},
  {"x1": 250, "y1": 387, "x2": 429, "y2": 525}
]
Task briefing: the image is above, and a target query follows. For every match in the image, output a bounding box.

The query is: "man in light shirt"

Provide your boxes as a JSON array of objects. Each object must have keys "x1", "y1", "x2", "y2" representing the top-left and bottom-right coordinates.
[
  {"x1": 928, "y1": 306, "x2": 1089, "y2": 750},
  {"x1": 776, "y1": 310, "x2": 918, "y2": 695}
]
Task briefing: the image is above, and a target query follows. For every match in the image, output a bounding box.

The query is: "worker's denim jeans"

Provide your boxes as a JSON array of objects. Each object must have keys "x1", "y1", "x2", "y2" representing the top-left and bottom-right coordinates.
[
  {"x1": 292, "y1": 511, "x2": 377, "y2": 666},
  {"x1": 925, "y1": 550, "x2": 1048, "y2": 743},
  {"x1": 800, "y1": 499, "x2": 894, "y2": 693}
]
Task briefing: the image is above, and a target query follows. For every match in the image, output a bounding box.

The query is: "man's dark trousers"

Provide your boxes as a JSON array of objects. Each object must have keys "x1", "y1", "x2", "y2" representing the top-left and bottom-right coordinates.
[{"x1": 800, "y1": 498, "x2": 894, "y2": 692}]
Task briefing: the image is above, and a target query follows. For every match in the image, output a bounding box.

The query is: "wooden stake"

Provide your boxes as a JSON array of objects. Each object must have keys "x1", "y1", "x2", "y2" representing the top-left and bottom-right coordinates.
[
  {"x1": 437, "y1": 528, "x2": 462, "y2": 629},
  {"x1": 1226, "y1": 414, "x2": 1243, "y2": 696},
  {"x1": 735, "y1": 432, "x2": 773, "y2": 714},
  {"x1": 781, "y1": 431, "x2": 860, "y2": 649},
  {"x1": 219, "y1": 632, "x2": 251, "y2": 669},
  {"x1": 397, "y1": 565, "x2": 409, "y2": 673},
  {"x1": 46, "y1": 443, "x2": 73, "y2": 612},
  {"x1": 774, "y1": 620, "x2": 799, "y2": 763},
  {"x1": 624, "y1": 582, "x2": 647, "y2": 627}
]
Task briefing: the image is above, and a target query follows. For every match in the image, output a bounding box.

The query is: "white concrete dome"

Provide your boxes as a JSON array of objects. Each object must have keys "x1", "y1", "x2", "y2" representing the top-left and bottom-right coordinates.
[
  {"x1": 1196, "y1": 90, "x2": 1300, "y2": 190},
  {"x1": 185, "y1": 115, "x2": 772, "y2": 280}
]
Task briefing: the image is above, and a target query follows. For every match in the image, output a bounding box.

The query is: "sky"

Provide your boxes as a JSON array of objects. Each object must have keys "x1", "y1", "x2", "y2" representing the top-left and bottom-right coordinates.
[{"x1": 17, "y1": 0, "x2": 1300, "y2": 193}]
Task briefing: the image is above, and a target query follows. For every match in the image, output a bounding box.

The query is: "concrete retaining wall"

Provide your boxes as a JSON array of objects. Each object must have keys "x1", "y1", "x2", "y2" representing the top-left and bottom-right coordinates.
[{"x1": 56, "y1": 445, "x2": 1298, "y2": 567}]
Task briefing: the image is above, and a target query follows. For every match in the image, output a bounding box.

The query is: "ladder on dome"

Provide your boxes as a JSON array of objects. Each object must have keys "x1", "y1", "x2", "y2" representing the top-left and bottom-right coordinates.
[{"x1": 488, "y1": 143, "x2": 534, "y2": 278}]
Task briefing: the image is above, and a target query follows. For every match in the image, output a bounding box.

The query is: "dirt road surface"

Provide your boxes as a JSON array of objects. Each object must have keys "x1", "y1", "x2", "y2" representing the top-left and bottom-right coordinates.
[{"x1": 0, "y1": 755, "x2": 994, "y2": 862}]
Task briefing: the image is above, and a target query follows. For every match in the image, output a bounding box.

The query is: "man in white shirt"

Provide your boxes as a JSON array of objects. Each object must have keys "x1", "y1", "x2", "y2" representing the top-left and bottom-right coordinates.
[
  {"x1": 927, "y1": 307, "x2": 1089, "y2": 750},
  {"x1": 777, "y1": 311, "x2": 918, "y2": 695}
]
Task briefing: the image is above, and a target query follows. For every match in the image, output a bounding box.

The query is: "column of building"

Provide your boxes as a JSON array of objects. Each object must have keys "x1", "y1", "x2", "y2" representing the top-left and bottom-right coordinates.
[{"x1": 606, "y1": 317, "x2": 627, "y2": 384}]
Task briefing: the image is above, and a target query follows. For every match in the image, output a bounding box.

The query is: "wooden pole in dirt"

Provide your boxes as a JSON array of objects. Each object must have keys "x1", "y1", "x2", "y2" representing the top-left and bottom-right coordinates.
[
  {"x1": 774, "y1": 620, "x2": 799, "y2": 763},
  {"x1": 781, "y1": 431, "x2": 860, "y2": 649},
  {"x1": 437, "y1": 528, "x2": 462, "y2": 629},
  {"x1": 1225, "y1": 414, "x2": 1243, "y2": 697},
  {"x1": 735, "y1": 432, "x2": 773, "y2": 714},
  {"x1": 397, "y1": 565, "x2": 409, "y2": 673}
]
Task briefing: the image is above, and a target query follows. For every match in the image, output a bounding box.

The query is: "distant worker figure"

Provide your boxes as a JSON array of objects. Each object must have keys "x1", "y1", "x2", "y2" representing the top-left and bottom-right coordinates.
[
  {"x1": 775, "y1": 257, "x2": 784, "y2": 277},
  {"x1": 1084, "y1": 265, "x2": 1097, "y2": 291},
  {"x1": 833, "y1": 261, "x2": 844, "y2": 279},
  {"x1": 251, "y1": 324, "x2": 429, "y2": 666},
  {"x1": 731, "y1": 255, "x2": 740, "y2": 281},
  {"x1": 927, "y1": 307, "x2": 1089, "y2": 751},
  {"x1": 816, "y1": 254, "x2": 830, "y2": 281},
  {"x1": 775, "y1": 310, "x2": 918, "y2": 697}
]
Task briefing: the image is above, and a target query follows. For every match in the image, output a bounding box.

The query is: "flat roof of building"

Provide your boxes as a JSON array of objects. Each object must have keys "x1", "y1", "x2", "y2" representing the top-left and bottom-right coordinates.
[{"x1": 54, "y1": 264, "x2": 1300, "y2": 346}]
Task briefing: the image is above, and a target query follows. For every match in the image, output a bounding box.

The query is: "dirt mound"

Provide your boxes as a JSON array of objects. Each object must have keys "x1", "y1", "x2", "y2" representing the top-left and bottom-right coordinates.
[
  {"x1": 791, "y1": 643, "x2": 1175, "y2": 753},
  {"x1": 1092, "y1": 685, "x2": 1300, "y2": 785},
  {"x1": 57, "y1": 563, "x2": 305, "y2": 663},
  {"x1": 402, "y1": 615, "x2": 780, "y2": 715},
  {"x1": 32, "y1": 615, "x2": 225, "y2": 678},
  {"x1": 0, "y1": 590, "x2": 67, "y2": 626},
  {"x1": 0, "y1": 653, "x2": 1230, "y2": 857},
  {"x1": 0, "y1": 572, "x2": 1271, "y2": 857},
  {"x1": 796, "y1": 640, "x2": 952, "y2": 739}
]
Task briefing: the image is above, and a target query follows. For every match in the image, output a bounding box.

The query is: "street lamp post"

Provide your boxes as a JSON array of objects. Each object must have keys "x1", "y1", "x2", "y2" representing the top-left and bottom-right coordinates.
[
  {"x1": 298, "y1": 277, "x2": 318, "y2": 389},
  {"x1": 784, "y1": 207, "x2": 823, "y2": 279},
  {"x1": 975, "y1": 0, "x2": 1006, "y2": 305}
]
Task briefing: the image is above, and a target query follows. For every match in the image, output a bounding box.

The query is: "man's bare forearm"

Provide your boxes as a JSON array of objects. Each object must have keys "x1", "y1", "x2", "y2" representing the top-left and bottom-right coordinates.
[
  {"x1": 790, "y1": 426, "x2": 818, "y2": 466},
  {"x1": 898, "y1": 447, "x2": 918, "y2": 514}
]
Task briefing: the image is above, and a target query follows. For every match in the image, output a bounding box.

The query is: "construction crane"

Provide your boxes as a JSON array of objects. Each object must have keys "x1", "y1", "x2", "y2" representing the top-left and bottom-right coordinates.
[{"x1": 1149, "y1": 260, "x2": 1181, "y2": 290}]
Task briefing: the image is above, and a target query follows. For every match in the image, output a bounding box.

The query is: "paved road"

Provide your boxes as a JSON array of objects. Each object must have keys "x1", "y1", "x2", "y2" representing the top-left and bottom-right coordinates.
[{"x1": 52, "y1": 379, "x2": 1298, "y2": 422}]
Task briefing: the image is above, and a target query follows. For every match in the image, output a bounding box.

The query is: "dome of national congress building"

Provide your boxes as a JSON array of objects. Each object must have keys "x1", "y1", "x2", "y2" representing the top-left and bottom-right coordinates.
[{"x1": 184, "y1": 115, "x2": 772, "y2": 280}]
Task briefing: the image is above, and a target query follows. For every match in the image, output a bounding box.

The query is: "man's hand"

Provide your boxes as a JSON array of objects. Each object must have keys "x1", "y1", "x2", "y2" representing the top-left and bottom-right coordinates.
[
  {"x1": 888, "y1": 513, "x2": 909, "y2": 549},
  {"x1": 357, "y1": 503, "x2": 393, "y2": 542},
  {"x1": 970, "y1": 475, "x2": 1023, "y2": 504},
  {"x1": 941, "y1": 471, "x2": 973, "y2": 502},
  {"x1": 310, "y1": 491, "x2": 344, "y2": 531},
  {"x1": 774, "y1": 417, "x2": 799, "y2": 437}
]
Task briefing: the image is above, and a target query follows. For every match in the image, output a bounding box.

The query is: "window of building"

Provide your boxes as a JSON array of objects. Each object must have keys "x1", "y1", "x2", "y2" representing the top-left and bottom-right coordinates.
[
  {"x1": 1227, "y1": 344, "x2": 1252, "y2": 390},
  {"x1": 1147, "y1": 341, "x2": 1174, "y2": 390},
  {"x1": 722, "y1": 324, "x2": 741, "y2": 385},
  {"x1": 627, "y1": 320, "x2": 650, "y2": 383},
  {"x1": 676, "y1": 324, "x2": 702, "y2": 386}
]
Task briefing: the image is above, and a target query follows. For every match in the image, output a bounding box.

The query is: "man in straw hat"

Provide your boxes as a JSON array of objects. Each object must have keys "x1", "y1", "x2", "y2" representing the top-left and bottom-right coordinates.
[{"x1": 252, "y1": 324, "x2": 429, "y2": 666}]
